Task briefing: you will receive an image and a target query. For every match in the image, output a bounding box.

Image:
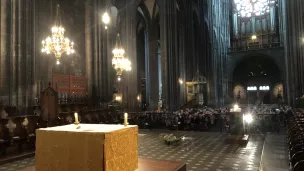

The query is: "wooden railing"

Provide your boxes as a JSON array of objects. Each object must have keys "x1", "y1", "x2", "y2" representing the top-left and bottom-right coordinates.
[{"x1": 228, "y1": 42, "x2": 282, "y2": 53}]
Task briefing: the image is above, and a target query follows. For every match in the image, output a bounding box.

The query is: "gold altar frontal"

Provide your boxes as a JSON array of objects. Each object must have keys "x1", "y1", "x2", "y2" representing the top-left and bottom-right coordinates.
[{"x1": 35, "y1": 124, "x2": 138, "y2": 171}]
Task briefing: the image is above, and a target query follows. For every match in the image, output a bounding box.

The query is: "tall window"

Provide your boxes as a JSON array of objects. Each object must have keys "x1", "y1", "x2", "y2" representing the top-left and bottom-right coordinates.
[{"x1": 234, "y1": 0, "x2": 275, "y2": 18}]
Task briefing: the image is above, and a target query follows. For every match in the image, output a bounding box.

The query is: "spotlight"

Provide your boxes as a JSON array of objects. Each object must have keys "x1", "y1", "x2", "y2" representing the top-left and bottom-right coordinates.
[{"x1": 243, "y1": 113, "x2": 253, "y2": 124}]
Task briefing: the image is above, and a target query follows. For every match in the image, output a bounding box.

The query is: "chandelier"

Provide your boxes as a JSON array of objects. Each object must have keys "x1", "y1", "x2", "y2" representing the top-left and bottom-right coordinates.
[
  {"x1": 41, "y1": 5, "x2": 75, "y2": 65},
  {"x1": 112, "y1": 34, "x2": 131, "y2": 76}
]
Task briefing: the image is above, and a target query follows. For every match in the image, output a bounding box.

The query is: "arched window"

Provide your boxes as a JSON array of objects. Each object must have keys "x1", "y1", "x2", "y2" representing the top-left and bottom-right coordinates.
[{"x1": 234, "y1": 0, "x2": 276, "y2": 18}]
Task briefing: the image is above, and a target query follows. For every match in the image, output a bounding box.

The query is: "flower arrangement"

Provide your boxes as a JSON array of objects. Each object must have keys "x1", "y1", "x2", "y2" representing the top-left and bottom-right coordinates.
[{"x1": 159, "y1": 133, "x2": 182, "y2": 145}]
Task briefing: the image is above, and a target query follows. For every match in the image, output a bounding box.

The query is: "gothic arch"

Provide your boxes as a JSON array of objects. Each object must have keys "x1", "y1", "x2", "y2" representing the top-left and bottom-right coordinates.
[
  {"x1": 233, "y1": 55, "x2": 282, "y2": 85},
  {"x1": 152, "y1": 1, "x2": 160, "y2": 20},
  {"x1": 192, "y1": 1, "x2": 200, "y2": 25},
  {"x1": 137, "y1": 2, "x2": 151, "y2": 25},
  {"x1": 110, "y1": 6, "x2": 119, "y2": 27},
  {"x1": 230, "y1": 52, "x2": 284, "y2": 77}
]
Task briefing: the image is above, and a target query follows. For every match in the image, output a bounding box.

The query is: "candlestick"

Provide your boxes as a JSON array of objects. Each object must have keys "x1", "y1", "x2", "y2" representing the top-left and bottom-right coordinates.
[
  {"x1": 74, "y1": 112, "x2": 79, "y2": 125},
  {"x1": 124, "y1": 113, "x2": 128, "y2": 126}
]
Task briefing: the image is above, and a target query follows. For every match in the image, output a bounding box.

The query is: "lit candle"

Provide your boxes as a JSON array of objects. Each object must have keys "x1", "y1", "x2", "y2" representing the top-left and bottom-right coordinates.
[
  {"x1": 124, "y1": 113, "x2": 128, "y2": 126},
  {"x1": 74, "y1": 112, "x2": 79, "y2": 124}
]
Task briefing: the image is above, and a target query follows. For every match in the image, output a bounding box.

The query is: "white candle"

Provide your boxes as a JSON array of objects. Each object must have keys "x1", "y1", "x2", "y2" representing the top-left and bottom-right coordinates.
[
  {"x1": 74, "y1": 112, "x2": 79, "y2": 123},
  {"x1": 124, "y1": 113, "x2": 128, "y2": 126}
]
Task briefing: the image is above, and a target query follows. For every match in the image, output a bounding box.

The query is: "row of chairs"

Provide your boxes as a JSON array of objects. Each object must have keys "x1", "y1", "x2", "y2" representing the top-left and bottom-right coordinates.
[
  {"x1": 287, "y1": 109, "x2": 304, "y2": 171},
  {"x1": 0, "y1": 116, "x2": 39, "y2": 156}
]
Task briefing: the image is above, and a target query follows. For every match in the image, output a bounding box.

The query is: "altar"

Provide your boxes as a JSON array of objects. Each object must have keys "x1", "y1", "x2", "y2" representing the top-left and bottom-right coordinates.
[{"x1": 35, "y1": 124, "x2": 138, "y2": 171}]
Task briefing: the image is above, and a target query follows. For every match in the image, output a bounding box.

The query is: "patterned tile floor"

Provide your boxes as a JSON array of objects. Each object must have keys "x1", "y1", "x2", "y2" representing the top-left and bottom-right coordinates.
[{"x1": 0, "y1": 130, "x2": 286, "y2": 171}]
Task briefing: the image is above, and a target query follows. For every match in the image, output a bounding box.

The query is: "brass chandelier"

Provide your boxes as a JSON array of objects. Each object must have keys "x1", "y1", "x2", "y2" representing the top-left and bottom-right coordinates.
[
  {"x1": 112, "y1": 34, "x2": 131, "y2": 76},
  {"x1": 41, "y1": 5, "x2": 75, "y2": 65}
]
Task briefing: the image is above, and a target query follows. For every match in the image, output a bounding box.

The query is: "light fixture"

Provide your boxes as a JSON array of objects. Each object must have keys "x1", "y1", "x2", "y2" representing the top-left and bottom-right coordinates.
[
  {"x1": 178, "y1": 78, "x2": 184, "y2": 85},
  {"x1": 41, "y1": 5, "x2": 75, "y2": 65},
  {"x1": 117, "y1": 76, "x2": 121, "y2": 82},
  {"x1": 115, "y1": 94, "x2": 122, "y2": 102},
  {"x1": 251, "y1": 34, "x2": 257, "y2": 41},
  {"x1": 137, "y1": 95, "x2": 141, "y2": 102},
  {"x1": 102, "y1": 12, "x2": 110, "y2": 30},
  {"x1": 234, "y1": 104, "x2": 239, "y2": 109},
  {"x1": 112, "y1": 34, "x2": 131, "y2": 76},
  {"x1": 102, "y1": 12, "x2": 110, "y2": 25},
  {"x1": 243, "y1": 113, "x2": 253, "y2": 124}
]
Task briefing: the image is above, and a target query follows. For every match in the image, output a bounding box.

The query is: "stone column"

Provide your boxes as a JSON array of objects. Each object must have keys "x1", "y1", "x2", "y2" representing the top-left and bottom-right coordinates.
[
  {"x1": 184, "y1": 2, "x2": 194, "y2": 81},
  {"x1": 0, "y1": 0, "x2": 10, "y2": 104},
  {"x1": 85, "y1": 0, "x2": 93, "y2": 101},
  {"x1": 10, "y1": 0, "x2": 18, "y2": 106},
  {"x1": 178, "y1": 16, "x2": 186, "y2": 107},
  {"x1": 92, "y1": 0, "x2": 99, "y2": 104},
  {"x1": 148, "y1": 21, "x2": 159, "y2": 110},
  {"x1": 28, "y1": 0, "x2": 35, "y2": 107},
  {"x1": 17, "y1": 0, "x2": 23, "y2": 107},
  {"x1": 285, "y1": 0, "x2": 304, "y2": 106},
  {"x1": 120, "y1": 3, "x2": 138, "y2": 111},
  {"x1": 159, "y1": 0, "x2": 179, "y2": 111}
]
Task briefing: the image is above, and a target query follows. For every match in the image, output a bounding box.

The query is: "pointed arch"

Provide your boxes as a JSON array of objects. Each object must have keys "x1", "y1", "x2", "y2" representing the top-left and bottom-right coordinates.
[
  {"x1": 110, "y1": 6, "x2": 118, "y2": 27},
  {"x1": 152, "y1": 0, "x2": 160, "y2": 20}
]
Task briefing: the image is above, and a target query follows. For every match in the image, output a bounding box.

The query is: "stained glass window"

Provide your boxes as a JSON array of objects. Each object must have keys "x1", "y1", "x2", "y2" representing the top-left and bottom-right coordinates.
[{"x1": 234, "y1": 0, "x2": 276, "y2": 18}]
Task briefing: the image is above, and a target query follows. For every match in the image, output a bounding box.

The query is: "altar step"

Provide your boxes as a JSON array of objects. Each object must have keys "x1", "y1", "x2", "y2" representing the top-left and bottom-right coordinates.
[
  {"x1": 24, "y1": 158, "x2": 186, "y2": 171},
  {"x1": 136, "y1": 158, "x2": 186, "y2": 171},
  {"x1": 0, "y1": 150, "x2": 35, "y2": 165},
  {"x1": 225, "y1": 134, "x2": 249, "y2": 146}
]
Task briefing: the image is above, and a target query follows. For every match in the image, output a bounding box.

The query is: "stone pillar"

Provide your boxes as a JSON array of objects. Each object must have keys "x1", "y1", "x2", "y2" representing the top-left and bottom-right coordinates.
[
  {"x1": 85, "y1": 0, "x2": 93, "y2": 101},
  {"x1": 0, "y1": 0, "x2": 10, "y2": 104},
  {"x1": 10, "y1": 0, "x2": 18, "y2": 106},
  {"x1": 92, "y1": 0, "x2": 99, "y2": 104},
  {"x1": 285, "y1": 0, "x2": 304, "y2": 106},
  {"x1": 178, "y1": 17, "x2": 187, "y2": 107},
  {"x1": 17, "y1": 0, "x2": 23, "y2": 107},
  {"x1": 184, "y1": 3, "x2": 194, "y2": 81},
  {"x1": 148, "y1": 21, "x2": 159, "y2": 110},
  {"x1": 159, "y1": 0, "x2": 179, "y2": 111},
  {"x1": 120, "y1": 3, "x2": 138, "y2": 111},
  {"x1": 28, "y1": 0, "x2": 36, "y2": 107}
]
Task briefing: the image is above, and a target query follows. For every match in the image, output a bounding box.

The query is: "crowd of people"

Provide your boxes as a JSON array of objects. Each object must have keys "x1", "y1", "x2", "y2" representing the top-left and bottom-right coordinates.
[{"x1": 127, "y1": 104, "x2": 290, "y2": 133}]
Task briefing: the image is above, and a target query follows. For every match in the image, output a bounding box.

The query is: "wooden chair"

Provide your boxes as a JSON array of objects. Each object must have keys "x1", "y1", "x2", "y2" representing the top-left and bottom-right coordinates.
[
  {"x1": 6, "y1": 117, "x2": 26, "y2": 153},
  {"x1": 23, "y1": 116, "x2": 39, "y2": 148},
  {"x1": 0, "y1": 119, "x2": 9, "y2": 155}
]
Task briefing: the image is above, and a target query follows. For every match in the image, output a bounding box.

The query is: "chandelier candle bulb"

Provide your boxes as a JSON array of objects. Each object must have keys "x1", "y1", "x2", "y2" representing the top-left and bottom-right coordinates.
[
  {"x1": 74, "y1": 112, "x2": 79, "y2": 125},
  {"x1": 124, "y1": 113, "x2": 128, "y2": 126}
]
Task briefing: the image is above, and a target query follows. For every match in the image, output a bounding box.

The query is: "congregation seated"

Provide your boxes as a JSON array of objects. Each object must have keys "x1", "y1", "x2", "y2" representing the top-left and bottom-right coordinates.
[{"x1": 0, "y1": 104, "x2": 290, "y2": 158}]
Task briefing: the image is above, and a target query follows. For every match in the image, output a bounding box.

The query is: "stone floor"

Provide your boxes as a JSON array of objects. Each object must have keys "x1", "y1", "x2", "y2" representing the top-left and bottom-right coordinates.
[
  {"x1": 0, "y1": 130, "x2": 288, "y2": 171},
  {"x1": 259, "y1": 133, "x2": 289, "y2": 171}
]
